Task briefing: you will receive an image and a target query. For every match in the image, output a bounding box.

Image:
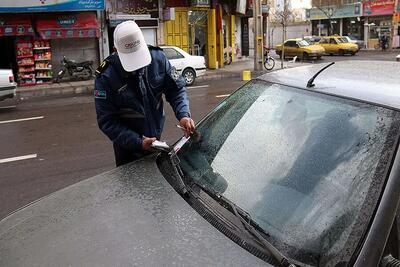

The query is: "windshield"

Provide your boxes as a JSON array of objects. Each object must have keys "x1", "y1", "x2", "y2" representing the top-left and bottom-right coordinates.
[
  {"x1": 336, "y1": 37, "x2": 348, "y2": 43},
  {"x1": 298, "y1": 40, "x2": 310, "y2": 47},
  {"x1": 177, "y1": 80, "x2": 400, "y2": 266}
]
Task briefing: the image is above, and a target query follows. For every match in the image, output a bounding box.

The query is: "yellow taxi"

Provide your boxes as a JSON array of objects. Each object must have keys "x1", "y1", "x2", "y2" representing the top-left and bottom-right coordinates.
[
  {"x1": 317, "y1": 36, "x2": 359, "y2": 55},
  {"x1": 275, "y1": 39, "x2": 325, "y2": 60}
]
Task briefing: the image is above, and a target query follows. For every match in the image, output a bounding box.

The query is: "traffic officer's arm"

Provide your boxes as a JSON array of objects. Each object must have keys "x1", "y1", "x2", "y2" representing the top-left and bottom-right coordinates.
[
  {"x1": 163, "y1": 58, "x2": 195, "y2": 136},
  {"x1": 94, "y1": 76, "x2": 149, "y2": 152}
]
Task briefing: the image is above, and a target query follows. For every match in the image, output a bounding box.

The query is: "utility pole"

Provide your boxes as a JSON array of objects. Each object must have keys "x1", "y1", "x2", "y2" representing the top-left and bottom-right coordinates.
[
  {"x1": 253, "y1": 0, "x2": 264, "y2": 71},
  {"x1": 280, "y1": 0, "x2": 288, "y2": 69}
]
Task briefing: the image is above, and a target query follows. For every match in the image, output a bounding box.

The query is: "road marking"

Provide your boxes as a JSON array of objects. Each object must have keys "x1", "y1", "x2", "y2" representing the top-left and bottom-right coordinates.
[
  {"x1": 0, "y1": 116, "x2": 44, "y2": 124},
  {"x1": 215, "y1": 94, "x2": 230, "y2": 98},
  {"x1": 0, "y1": 105, "x2": 16, "y2": 109},
  {"x1": 188, "y1": 85, "x2": 210, "y2": 89},
  {"x1": 0, "y1": 154, "x2": 37, "y2": 164}
]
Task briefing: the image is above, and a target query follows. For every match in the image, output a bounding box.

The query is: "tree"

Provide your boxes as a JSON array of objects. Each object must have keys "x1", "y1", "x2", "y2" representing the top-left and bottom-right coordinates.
[{"x1": 272, "y1": 0, "x2": 294, "y2": 68}]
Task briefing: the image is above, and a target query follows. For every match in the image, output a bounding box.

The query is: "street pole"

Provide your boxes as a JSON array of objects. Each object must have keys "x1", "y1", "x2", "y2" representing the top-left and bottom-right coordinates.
[
  {"x1": 281, "y1": 0, "x2": 287, "y2": 69},
  {"x1": 253, "y1": 0, "x2": 264, "y2": 71}
]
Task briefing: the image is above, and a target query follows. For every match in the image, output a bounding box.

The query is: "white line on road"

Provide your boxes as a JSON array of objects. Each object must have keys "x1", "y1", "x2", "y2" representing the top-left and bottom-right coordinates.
[
  {"x1": 0, "y1": 105, "x2": 16, "y2": 109},
  {"x1": 215, "y1": 94, "x2": 230, "y2": 98},
  {"x1": 0, "y1": 154, "x2": 37, "y2": 164},
  {"x1": 188, "y1": 85, "x2": 210, "y2": 89},
  {"x1": 0, "y1": 116, "x2": 44, "y2": 124}
]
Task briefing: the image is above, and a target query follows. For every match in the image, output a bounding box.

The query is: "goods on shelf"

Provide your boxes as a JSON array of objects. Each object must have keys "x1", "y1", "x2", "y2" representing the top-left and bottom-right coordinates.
[
  {"x1": 34, "y1": 39, "x2": 53, "y2": 85},
  {"x1": 16, "y1": 39, "x2": 33, "y2": 59},
  {"x1": 36, "y1": 70, "x2": 53, "y2": 78},
  {"x1": 16, "y1": 38, "x2": 35, "y2": 86},
  {"x1": 34, "y1": 51, "x2": 52, "y2": 60},
  {"x1": 33, "y1": 40, "x2": 50, "y2": 49},
  {"x1": 17, "y1": 57, "x2": 34, "y2": 66}
]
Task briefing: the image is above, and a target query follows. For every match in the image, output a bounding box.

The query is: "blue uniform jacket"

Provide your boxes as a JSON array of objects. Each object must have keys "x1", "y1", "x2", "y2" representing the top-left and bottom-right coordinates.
[{"x1": 94, "y1": 47, "x2": 191, "y2": 153}]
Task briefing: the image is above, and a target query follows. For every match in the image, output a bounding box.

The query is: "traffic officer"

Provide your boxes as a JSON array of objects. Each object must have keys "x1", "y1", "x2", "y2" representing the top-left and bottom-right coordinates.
[{"x1": 94, "y1": 20, "x2": 195, "y2": 167}]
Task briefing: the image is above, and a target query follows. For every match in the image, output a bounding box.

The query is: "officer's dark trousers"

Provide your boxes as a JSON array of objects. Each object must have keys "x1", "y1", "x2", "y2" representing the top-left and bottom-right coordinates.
[{"x1": 113, "y1": 143, "x2": 151, "y2": 167}]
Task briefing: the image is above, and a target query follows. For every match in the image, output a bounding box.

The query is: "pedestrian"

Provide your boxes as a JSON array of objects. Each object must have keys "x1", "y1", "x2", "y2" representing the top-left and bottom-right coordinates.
[
  {"x1": 94, "y1": 21, "x2": 195, "y2": 167},
  {"x1": 380, "y1": 34, "x2": 388, "y2": 51}
]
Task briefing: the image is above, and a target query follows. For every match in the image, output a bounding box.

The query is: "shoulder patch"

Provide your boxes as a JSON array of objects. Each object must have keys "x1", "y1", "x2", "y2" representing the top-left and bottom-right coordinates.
[
  {"x1": 94, "y1": 89, "x2": 107, "y2": 99},
  {"x1": 95, "y1": 60, "x2": 109, "y2": 76},
  {"x1": 148, "y1": 45, "x2": 162, "y2": 51}
]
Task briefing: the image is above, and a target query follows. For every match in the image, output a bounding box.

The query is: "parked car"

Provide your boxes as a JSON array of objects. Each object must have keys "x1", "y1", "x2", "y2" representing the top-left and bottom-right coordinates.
[
  {"x1": 275, "y1": 38, "x2": 325, "y2": 60},
  {"x1": 2, "y1": 61, "x2": 400, "y2": 267},
  {"x1": 317, "y1": 36, "x2": 359, "y2": 55},
  {"x1": 0, "y1": 69, "x2": 17, "y2": 102},
  {"x1": 343, "y1": 35, "x2": 364, "y2": 49},
  {"x1": 396, "y1": 54, "x2": 400, "y2": 62},
  {"x1": 160, "y1": 45, "x2": 206, "y2": 86}
]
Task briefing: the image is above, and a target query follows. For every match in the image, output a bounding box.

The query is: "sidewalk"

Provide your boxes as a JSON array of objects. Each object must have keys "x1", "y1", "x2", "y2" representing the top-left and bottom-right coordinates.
[{"x1": 16, "y1": 59, "x2": 265, "y2": 99}]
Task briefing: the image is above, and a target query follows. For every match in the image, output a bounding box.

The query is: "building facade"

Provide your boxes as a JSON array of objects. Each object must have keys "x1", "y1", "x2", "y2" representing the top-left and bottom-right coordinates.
[
  {"x1": 307, "y1": 0, "x2": 399, "y2": 49},
  {"x1": 0, "y1": 1, "x2": 104, "y2": 86},
  {"x1": 161, "y1": 0, "x2": 251, "y2": 69}
]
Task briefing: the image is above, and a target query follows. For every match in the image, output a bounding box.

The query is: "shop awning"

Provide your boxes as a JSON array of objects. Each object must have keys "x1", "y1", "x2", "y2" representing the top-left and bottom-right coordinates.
[
  {"x1": 0, "y1": 14, "x2": 34, "y2": 36},
  {"x1": 36, "y1": 12, "x2": 99, "y2": 39}
]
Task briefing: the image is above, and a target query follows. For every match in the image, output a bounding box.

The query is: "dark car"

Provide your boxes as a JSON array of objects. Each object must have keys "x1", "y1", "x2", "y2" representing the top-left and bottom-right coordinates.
[{"x1": 2, "y1": 61, "x2": 400, "y2": 267}]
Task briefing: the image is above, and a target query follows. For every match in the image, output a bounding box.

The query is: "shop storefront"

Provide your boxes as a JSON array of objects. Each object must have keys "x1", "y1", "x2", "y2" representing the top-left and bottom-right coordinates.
[
  {"x1": 0, "y1": 0, "x2": 104, "y2": 86},
  {"x1": 106, "y1": 0, "x2": 159, "y2": 54},
  {"x1": 307, "y1": 3, "x2": 362, "y2": 37},
  {"x1": 0, "y1": 14, "x2": 35, "y2": 86},
  {"x1": 363, "y1": 0, "x2": 395, "y2": 49},
  {"x1": 163, "y1": 0, "x2": 245, "y2": 69}
]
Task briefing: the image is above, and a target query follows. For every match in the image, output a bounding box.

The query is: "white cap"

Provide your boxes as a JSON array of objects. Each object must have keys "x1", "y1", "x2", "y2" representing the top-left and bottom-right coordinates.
[{"x1": 113, "y1": 20, "x2": 151, "y2": 72}]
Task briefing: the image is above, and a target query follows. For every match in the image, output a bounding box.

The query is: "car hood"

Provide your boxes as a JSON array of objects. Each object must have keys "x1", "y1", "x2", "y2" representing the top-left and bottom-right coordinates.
[{"x1": 0, "y1": 155, "x2": 269, "y2": 267}]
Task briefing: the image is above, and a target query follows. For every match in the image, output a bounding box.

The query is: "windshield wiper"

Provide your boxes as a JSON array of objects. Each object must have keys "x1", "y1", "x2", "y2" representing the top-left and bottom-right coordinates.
[{"x1": 194, "y1": 182, "x2": 296, "y2": 267}]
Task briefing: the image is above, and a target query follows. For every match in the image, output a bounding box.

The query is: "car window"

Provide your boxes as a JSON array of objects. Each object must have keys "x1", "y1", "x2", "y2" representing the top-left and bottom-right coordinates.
[
  {"x1": 319, "y1": 38, "x2": 328, "y2": 44},
  {"x1": 284, "y1": 41, "x2": 296, "y2": 47},
  {"x1": 297, "y1": 40, "x2": 309, "y2": 47},
  {"x1": 330, "y1": 38, "x2": 337, "y2": 44},
  {"x1": 178, "y1": 80, "x2": 400, "y2": 266},
  {"x1": 163, "y1": 48, "x2": 184, "y2": 60}
]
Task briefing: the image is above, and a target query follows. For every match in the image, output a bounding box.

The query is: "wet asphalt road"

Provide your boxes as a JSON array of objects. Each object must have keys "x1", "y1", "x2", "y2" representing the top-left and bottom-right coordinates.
[{"x1": 0, "y1": 78, "x2": 246, "y2": 219}]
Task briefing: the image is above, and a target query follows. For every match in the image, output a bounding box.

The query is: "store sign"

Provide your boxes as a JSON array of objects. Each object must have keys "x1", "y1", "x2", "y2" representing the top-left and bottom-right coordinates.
[
  {"x1": 0, "y1": 15, "x2": 34, "y2": 36},
  {"x1": 36, "y1": 12, "x2": 99, "y2": 39},
  {"x1": 0, "y1": 0, "x2": 104, "y2": 13},
  {"x1": 57, "y1": 17, "x2": 77, "y2": 27},
  {"x1": 363, "y1": 0, "x2": 395, "y2": 16},
  {"x1": 306, "y1": 3, "x2": 361, "y2": 20},
  {"x1": 107, "y1": 0, "x2": 159, "y2": 18}
]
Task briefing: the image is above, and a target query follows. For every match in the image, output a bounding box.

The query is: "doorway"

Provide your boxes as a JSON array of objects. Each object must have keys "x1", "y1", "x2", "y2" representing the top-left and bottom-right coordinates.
[
  {"x1": 0, "y1": 37, "x2": 17, "y2": 78},
  {"x1": 188, "y1": 10, "x2": 208, "y2": 58}
]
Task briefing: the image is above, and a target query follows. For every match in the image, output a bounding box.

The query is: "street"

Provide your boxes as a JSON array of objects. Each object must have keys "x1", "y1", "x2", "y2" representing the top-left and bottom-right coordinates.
[{"x1": 0, "y1": 78, "x2": 245, "y2": 219}]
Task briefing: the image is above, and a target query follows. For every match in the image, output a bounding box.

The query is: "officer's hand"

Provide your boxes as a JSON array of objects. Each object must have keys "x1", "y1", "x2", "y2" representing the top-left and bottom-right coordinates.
[
  {"x1": 179, "y1": 117, "x2": 195, "y2": 138},
  {"x1": 142, "y1": 137, "x2": 157, "y2": 151}
]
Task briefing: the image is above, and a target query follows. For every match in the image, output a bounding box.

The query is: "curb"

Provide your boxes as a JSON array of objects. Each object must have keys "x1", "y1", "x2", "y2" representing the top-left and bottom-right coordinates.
[{"x1": 16, "y1": 71, "x2": 253, "y2": 99}]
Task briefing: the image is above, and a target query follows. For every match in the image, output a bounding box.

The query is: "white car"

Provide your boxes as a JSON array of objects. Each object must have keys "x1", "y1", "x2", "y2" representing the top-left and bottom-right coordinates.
[
  {"x1": 0, "y1": 69, "x2": 17, "y2": 102},
  {"x1": 343, "y1": 36, "x2": 364, "y2": 49},
  {"x1": 160, "y1": 46, "x2": 206, "y2": 86},
  {"x1": 396, "y1": 54, "x2": 400, "y2": 62}
]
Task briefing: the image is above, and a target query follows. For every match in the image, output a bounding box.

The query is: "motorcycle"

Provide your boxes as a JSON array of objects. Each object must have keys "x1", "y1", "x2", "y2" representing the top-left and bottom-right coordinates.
[{"x1": 55, "y1": 56, "x2": 94, "y2": 83}]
